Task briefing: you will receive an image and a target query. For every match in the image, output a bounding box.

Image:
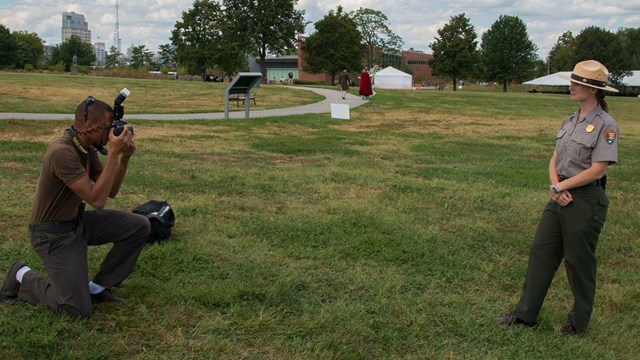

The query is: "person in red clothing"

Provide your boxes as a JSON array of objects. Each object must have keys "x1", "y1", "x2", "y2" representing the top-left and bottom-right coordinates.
[{"x1": 359, "y1": 68, "x2": 373, "y2": 100}]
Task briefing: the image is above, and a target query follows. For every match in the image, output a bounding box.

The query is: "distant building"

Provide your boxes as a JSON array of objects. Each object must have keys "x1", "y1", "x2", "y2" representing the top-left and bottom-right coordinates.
[
  {"x1": 249, "y1": 55, "x2": 299, "y2": 83},
  {"x1": 43, "y1": 44, "x2": 57, "y2": 64},
  {"x1": 247, "y1": 36, "x2": 444, "y2": 85},
  {"x1": 62, "y1": 11, "x2": 91, "y2": 43},
  {"x1": 126, "y1": 44, "x2": 134, "y2": 61},
  {"x1": 94, "y1": 42, "x2": 106, "y2": 66},
  {"x1": 294, "y1": 36, "x2": 443, "y2": 85},
  {"x1": 152, "y1": 53, "x2": 161, "y2": 65},
  {"x1": 402, "y1": 48, "x2": 443, "y2": 84},
  {"x1": 296, "y1": 35, "x2": 333, "y2": 83}
]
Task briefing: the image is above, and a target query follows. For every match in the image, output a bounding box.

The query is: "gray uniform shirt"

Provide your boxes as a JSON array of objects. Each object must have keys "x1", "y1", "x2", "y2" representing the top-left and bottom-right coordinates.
[{"x1": 554, "y1": 105, "x2": 618, "y2": 178}]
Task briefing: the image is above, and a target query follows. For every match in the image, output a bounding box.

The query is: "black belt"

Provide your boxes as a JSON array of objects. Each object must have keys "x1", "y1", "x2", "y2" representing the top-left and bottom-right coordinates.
[
  {"x1": 29, "y1": 220, "x2": 76, "y2": 232},
  {"x1": 558, "y1": 175, "x2": 600, "y2": 187}
]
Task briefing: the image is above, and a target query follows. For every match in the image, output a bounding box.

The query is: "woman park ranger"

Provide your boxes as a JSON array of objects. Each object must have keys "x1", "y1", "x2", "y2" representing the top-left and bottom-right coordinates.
[{"x1": 493, "y1": 60, "x2": 620, "y2": 335}]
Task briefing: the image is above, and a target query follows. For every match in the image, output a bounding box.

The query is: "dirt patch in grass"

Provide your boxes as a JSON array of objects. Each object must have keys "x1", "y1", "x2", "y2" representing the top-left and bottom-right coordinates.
[
  {"x1": 2, "y1": 86, "x2": 91, "y2": 102},
  {"x1": 343, "y1": 110, "x2": 553, "y2": 137},
  {"x1": 0, "y1": 161, "x2": 26, "y2": 169},
  {"x1": 271, "y1": 154, "x2": 311, "y2": 165},
  {"x1": 342, "y1": 184, "x2": 386, "y2": 200},
  {"x1": 0, "y1": 126, "x2": 68, "y2": 142},
  {"x1": 134, "y1": 126, "x2": 213, "y2": 139}
]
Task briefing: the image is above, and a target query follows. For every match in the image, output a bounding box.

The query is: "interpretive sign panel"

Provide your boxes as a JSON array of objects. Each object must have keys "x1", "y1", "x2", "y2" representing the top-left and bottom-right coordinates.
[{"x1": 224, "y1": 72, "x2": 263, "y2": 119}]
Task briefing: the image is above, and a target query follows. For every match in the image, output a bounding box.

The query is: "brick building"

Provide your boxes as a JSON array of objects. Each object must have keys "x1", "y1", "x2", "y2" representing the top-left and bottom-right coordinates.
[
  {"x1": 296, "y1": 36, "x2": 334, "y2": 83},
  {"x1": 255, "y1": 36, "x2": 444, "y2": 86},
  {"x1": 402, "y1": 49, "x2": 443, "y2": 85}
]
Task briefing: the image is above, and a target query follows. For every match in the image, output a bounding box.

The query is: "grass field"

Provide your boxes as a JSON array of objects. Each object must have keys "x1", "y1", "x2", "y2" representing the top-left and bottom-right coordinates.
[
  {"x1": 1, "y1": 74, "x2": 639, "y2": 359},
  {"x1": 0, "y1": 72, "x2": 323, "y2": 114}
]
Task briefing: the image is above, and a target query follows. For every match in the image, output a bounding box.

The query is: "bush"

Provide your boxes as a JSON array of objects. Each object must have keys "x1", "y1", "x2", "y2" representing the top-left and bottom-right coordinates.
[
  {"x1": 49, "y1": 62, "x2": 65, "y2": 73},
  {"x1": 24, "y1": 64, "x2": 35, "y2": 72}
]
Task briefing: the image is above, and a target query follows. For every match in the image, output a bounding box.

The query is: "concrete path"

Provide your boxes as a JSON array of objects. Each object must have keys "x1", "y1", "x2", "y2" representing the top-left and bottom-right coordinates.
[{"x1": 0, "y1": 86, "x2": 367, "y2": 121}]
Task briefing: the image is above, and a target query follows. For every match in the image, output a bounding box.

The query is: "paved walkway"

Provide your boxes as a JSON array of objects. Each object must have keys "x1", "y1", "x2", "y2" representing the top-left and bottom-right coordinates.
[{"x1": 0, "y1": 86, "x2": 367, "y2": 121}]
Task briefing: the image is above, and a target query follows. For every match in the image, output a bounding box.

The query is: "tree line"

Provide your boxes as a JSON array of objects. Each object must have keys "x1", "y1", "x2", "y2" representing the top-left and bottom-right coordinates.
[
  {"x1": 429, "y1": 14, "x2": 640, "y2": 92},
  {"x1": 0, "y1": 1, "x2": 401, "y2": 84},
  {"x1": 0, "y1": 23, "x2": 174, "y2": 72},
  {"x1": 1, "y1": 3, "x2": 638, "y2": 90}
]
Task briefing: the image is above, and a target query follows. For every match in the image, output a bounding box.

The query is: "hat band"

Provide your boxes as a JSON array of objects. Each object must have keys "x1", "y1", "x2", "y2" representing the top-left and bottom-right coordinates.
[{"x1": 571, "y1": 73, "x2": 607, "y2": 88}]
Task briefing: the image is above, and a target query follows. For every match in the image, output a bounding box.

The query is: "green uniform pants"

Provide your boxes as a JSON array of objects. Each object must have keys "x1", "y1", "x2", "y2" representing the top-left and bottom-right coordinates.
[{"x1": 513, "y1": 184, "x2": 608, "y2": 332}]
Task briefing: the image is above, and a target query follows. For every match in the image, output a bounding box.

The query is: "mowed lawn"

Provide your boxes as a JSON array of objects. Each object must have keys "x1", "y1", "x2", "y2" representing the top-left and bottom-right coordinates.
[
  {"x1": 0, "y1": 72, "x2": 323, "y2": 114},
  {"x1": 1, "y1": 75, "x2": 639, "y2": 359}
]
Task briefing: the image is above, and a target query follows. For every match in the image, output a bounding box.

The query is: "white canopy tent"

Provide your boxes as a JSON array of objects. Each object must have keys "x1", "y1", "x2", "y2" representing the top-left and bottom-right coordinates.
[
  {"x1": 523, "y1": 71, "x2": 640, "y2": 87},
  {"x1": 374, "y1": 66, "x2": 413, "y2": 89}
]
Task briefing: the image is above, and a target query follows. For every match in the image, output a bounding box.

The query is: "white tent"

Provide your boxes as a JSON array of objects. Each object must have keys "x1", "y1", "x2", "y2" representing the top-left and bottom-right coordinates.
[
  {"x1": 374, "y1": 66, "x2": 413, "y2": 89},
  {"x1": 523, "y1": 71, "x2": 640, "y2": 87},
  {"x1": 523, "y1": 72, "x2": 571, "y2": 86}
]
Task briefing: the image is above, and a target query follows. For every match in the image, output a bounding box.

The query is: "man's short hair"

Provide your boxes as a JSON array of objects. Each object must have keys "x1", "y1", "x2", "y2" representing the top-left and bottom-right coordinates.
[{"x1": 74, "y1": 98, "x2": 113, "y2": 129}]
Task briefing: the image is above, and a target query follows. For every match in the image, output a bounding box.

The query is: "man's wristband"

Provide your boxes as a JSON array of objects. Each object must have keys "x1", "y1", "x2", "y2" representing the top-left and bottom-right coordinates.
[{"x1": 552, "y1": 184, "x2": 560, "y2": 194}]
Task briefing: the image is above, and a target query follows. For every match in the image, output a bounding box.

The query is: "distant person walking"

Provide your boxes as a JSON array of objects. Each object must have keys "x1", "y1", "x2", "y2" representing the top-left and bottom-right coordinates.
[
  {"x1": 288, "y1": 70, "x2": 294, "y2": 85},
  {"x1": 338, "y1": 69, "x2": 349, "y2": 100},
  {"x1": 359, "y1": 67, "x2": 373, "y2": 100},
  {"x1": 493, "y1": 60, "x2": 620, "y2": 335}
]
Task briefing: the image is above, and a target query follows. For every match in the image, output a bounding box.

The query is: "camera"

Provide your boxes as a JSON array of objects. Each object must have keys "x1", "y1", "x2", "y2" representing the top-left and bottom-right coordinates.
[
  {"x1": 112, "y1": 120, "x2": 133, "y2": 136},
  {"x1": 112, "y1": 88, "x2": 133, "y2": 136}
]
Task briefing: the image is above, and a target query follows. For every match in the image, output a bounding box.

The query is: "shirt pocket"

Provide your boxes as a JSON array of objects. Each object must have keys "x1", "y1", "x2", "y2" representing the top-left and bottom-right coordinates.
[
  {"x1": 571, "y1": 131, "x2": 598, "y2": 148},
  {"x1": 569, "y1": 131, "x2": 598, "y2": 165}
]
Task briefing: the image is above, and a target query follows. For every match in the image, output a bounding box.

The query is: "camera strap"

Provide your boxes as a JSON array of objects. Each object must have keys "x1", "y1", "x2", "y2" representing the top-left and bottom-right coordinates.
[
  {"x1": 66, "y1": 127, "x2": 107, "y2": 156},
  {"x1": 67, "y1": 127, "x2": 90, "y2": 155}
]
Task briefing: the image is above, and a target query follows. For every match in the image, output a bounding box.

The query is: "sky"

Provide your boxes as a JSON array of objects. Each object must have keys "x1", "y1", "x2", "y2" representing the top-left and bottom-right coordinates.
[{"x1": 1, "y1": 0, "x2": 639, "y2": 59}]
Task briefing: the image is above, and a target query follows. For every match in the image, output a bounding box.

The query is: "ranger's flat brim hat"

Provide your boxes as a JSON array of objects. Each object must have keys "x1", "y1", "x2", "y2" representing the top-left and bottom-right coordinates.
[{"x1": 559, "y1": 60, "x2": 618, "y2": 92}]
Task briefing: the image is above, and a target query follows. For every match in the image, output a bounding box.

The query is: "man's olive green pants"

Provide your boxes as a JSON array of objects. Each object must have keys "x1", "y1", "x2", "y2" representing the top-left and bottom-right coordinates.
[{"x1": 18, "y1": 208, "x2": 150, "y2": 318}]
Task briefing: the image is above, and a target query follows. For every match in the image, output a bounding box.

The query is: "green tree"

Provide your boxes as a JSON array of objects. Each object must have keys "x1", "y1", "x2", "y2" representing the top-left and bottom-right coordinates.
[
  {"x1": 49, "y1": 36, "x2": 95, "y2": 71},
  {"x1": 547, "y1": 31, "x2": 575, "y2": 72},
  {"x1": 130, "y1": 45, "x2": 154, "y2": 69},
  {"x1": 572, "y1": 26, "x2": 633, "y2": 85},
  {"x1": 428, "y1": 13, "x2": 479, "y2": 91},
  {"x1": 531, "y1": 58, "x2": 548, "y2": 78},
  {"x1": 12, "y1": 31, "x2": 44, "y2": 69},
  {"x1": 617, "y1": 27, "x2": 640, "y2": 69},
  {"x1": 158, "y1": 43, "x2": 176, "y2": 67},
  {"x1": 481, "y1": 15, "x2": 537, "y2": 92},
  {"x1": 301, "y1": 6, "x2": 365, "y2": 85},
  {"x1": 0, "y1": 24, "x2": 18, "y2": 69},
  {"x1": 106, "y1": 45, "x2": 122, "y2": 67},
  {"x1": 171, "y1": 0, "x2": 245, "y2": 75},
  {"x1": 350, "y1": 7, "x2": 404, "y2": 68},
  {"x1": 223, "y1": 0, "x2": 306, "y2": 82}
]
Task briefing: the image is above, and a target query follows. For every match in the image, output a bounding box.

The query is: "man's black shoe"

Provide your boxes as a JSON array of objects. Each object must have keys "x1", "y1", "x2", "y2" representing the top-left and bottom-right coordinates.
[
  {"x1": 91, "y1": 289, "x2": 124, "y2": 304},
  {"x1": 0, "y1": 260, "x2": 26, "y2": 302},
  {"x1": 492, "y1": 313, "x2": 534, "y2": 327}
]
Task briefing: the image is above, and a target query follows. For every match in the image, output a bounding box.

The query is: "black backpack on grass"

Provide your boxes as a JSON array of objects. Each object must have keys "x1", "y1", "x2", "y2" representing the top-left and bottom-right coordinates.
[{"x1": 132, "y1": 200, "x2": 175, "y2": 244}]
